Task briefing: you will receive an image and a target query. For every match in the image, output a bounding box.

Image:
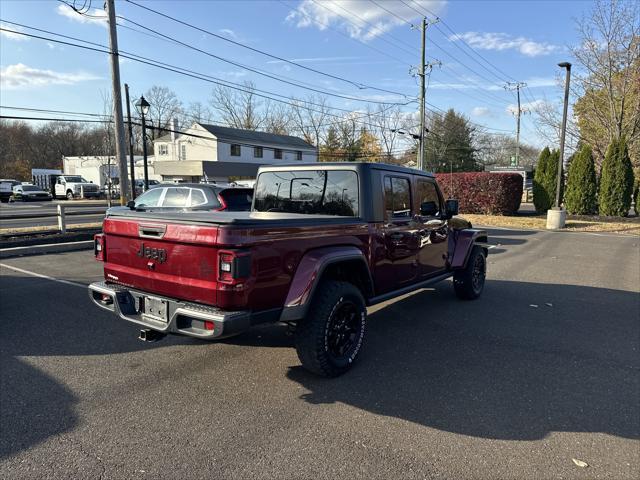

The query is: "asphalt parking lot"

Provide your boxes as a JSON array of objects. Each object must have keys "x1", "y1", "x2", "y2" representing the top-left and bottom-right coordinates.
[{"x1": 0, "y1": 227, "x2": 638, "y2": 479}]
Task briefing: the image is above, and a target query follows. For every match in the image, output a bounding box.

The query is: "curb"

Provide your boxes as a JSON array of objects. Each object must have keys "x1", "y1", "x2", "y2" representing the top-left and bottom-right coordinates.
[{"x1": 0, "y1": 240, "x2": 94, "y2": 259}]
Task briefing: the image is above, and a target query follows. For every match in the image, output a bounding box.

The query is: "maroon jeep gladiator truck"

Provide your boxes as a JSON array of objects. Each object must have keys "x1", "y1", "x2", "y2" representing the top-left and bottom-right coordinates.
[{"x1": 89, "y1": 163, "x2": 488, "y2": 377}]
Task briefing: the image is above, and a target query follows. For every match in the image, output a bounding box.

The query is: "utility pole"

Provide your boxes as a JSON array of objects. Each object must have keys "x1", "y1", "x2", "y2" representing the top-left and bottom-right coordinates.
[
  {"x1": 504, "y1": 82, "x2": 527, "y2": 167},
  {"x1": 415, "y1": 18, "x2": 440, "y2": 171},
  {"x1": 417, "y1": 17, "x2": 426, "y2": 171},
  {"x1": 105, "y1": 0, "x2": 129, "y2": 204},
  {"x1": 124, "y1": 83, "x2": 136, "y2": 200}
]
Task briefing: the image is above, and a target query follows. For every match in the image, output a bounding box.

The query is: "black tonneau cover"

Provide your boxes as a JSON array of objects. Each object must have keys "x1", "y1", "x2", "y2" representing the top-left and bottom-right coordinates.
[{"x1": 106, "y1": 207, "x2": 366, "y2": 227}]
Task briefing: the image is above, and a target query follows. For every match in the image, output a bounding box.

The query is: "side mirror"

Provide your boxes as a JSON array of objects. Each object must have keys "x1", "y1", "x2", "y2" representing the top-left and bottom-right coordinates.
[
  {"x1": 445, "y1": 199, "x2": 459, "y2": 218},
  {"x1": 127, "y1": 200, "x2": 136, "y2": 209},
  {"x1": 420, "y1": 201, "x2": 438, "y2": 216}
]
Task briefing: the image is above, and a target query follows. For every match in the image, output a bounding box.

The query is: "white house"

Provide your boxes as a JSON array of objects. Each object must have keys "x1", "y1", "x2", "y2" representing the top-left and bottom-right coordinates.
[{"x1": 153, "y1": 122, "x2": 317, "y2": 182}]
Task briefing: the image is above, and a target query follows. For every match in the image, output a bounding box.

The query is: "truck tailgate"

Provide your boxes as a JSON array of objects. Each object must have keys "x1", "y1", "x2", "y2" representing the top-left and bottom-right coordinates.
[{"x1": 102, "y1": 217, "x2": 220, "y2": 305}]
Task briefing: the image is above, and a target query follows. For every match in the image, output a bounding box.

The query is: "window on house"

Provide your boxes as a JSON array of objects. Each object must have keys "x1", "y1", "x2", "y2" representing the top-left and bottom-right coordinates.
[
  {"x1": 230, "y1": 144, "x2": 241, "y2": 156},
  {"x1": 274, "y1": 148, "x2": 283, "y2": 160},
  {"x1": 159, "y1": 144, "x2": 168, "y2": 156},
  {"x1": 180, "y1": 144, "x2": 187, "y2": 161},
  {"x1": 295, "y1": 151, "x2": 303, "y2": 161},
  {"x1": 254, "y1": 146, "x2": 263, "y2": 158}
]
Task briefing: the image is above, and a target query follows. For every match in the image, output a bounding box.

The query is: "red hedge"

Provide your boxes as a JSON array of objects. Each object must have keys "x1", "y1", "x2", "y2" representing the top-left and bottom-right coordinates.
[{"x1": 435, "y1": 173, "x2": 523, "y2": 215}]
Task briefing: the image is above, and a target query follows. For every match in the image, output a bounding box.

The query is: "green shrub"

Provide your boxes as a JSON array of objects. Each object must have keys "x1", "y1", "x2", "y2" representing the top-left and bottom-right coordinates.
[
  {"x1": 633, "y1": 176, "x2": 639, "y2": 216},
  {"x1": 598, "y1": 137, "x2": 634, "y2": 216},
  {"x1": 546, "y1": 149, "x2": 564, "y2": 208},
  {"x1": 565, "y1": 144, "x2": 597, "y2": 215},
  {"x1": 533, "y1": 147, "x2": 552, "y2": 212}
]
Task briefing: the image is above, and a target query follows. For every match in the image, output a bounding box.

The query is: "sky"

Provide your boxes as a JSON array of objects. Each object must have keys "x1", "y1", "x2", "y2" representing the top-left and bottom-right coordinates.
[{"x1": 0, "y1": 0, "x2": 595, "y2": 148}]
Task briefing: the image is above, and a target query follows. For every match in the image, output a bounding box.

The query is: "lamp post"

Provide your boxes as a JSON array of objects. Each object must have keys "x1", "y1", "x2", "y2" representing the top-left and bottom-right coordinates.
[
  {"x1": 546, "y1": 62, "x2": 571, "y2": 230},
  {"x1": 135, "y1": 95, "x2": 151, "y2": 191}
]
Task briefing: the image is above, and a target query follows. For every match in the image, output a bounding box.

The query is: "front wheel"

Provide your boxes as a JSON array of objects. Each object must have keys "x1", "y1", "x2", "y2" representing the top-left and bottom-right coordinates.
[
  {"x1": 66, "y1": 191, "x2": 74, "y2": 200},
  {"x1": 453, "y1": 245, "x2": 486, "y2": 300},
  {"x1": 295, "y1": 280, "x2": 366, "y2": 377}
]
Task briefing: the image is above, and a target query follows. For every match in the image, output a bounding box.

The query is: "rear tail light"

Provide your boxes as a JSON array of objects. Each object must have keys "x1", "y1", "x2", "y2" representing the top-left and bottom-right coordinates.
[
  {"x1": 218, "y1": 250, "x2": 251, "y2": 284},
  {"x1": 216, "y1": 194, "x2": 228, "y2": 212},
  {"x1": 94, "y1": 233, "x2": 105, "y2": 262}
]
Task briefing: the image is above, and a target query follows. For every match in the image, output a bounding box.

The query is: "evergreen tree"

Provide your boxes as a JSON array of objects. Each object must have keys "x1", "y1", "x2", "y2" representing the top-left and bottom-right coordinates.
[
  {"x1": 319, "y1": 126, "x2": 341, "y2": 162},
  {"x1": 533, "y1": 147, "x2": 552, "y2": 212},
  {"x1": 599, "y1": 136, "x2": 634, "y2": 216},
  {"x1": 545, "y1": 149, "x2": 564, "y2": 209},
  {"x1": 565, "y1": 144, "x2": 598, "y2": 214}
]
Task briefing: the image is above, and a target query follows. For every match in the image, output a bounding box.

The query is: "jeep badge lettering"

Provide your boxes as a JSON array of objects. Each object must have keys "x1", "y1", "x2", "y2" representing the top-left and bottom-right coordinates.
[{"x1": 136, "y1": 242, "x2": 167, "y2": 263}]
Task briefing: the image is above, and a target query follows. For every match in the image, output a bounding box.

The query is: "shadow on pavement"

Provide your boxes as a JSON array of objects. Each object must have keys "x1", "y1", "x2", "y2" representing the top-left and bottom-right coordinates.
[
  {"x1": 0, "y1": 273, "x2": 197, "y2": 459},
  {"x1": 287, "y1": 280, "x2": 640, "y2": 441}
]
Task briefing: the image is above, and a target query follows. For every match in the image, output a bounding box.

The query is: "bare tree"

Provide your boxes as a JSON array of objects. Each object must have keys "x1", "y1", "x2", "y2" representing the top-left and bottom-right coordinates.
[
  {"x1": 144, "y1": 85, "x2": 183, "y2": 140},
  {"x1": 264, "y1": 102, "x2": 292, "y2": 135},
  {"x1": 210, "y1": 81, "x2": 267, "y2": 130},
  {"x1": 186, "y1": 101, "x2": 213, "y2": 125},
  {"x1": 367, "y1": 105, "x2": 410, "y2": 163},
  {"x1": 290, "y1": 94, "x2": 331, "y2": 146}
]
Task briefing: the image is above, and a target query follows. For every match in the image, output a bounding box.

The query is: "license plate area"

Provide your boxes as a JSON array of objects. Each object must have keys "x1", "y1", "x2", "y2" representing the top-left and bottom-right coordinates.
[{"x1": 142, "y1": 296, "x2": 168, "y2": 323}]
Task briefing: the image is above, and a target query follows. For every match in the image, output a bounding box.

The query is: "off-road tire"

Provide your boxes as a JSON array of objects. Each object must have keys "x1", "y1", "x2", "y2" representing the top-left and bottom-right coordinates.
[
  {"x1": 453, "y1": 245, "x2": 486, "y2": 300},
  {"x1": 295, "y1": 280, "x2": 366, "y2": 377}
]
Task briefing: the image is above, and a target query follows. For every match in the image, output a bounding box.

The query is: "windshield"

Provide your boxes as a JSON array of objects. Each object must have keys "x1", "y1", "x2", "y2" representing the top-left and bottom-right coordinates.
[
  {"x1": 64, "y1": 176, "x2": 88, "y2": 183},
  {"x1": 253, "y1": 170, "x2": 359, "y2": 216},
  {"x1": 22, "y1": 185, "x2": 42, "y2": 192}
]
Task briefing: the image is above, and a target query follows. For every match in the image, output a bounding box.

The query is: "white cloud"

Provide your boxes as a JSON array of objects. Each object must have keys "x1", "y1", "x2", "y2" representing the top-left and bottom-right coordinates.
[
  {"x1": 0, "y1": 63, "x2": 101, "y2": 89},
  {"x1": 286, "y1": 0, "x2": 447, "y2": 42},
  {"x1": 506, "y1": 99, "x2": 547, "y2": 115},
  {"x1": 471, "y1": 107, "x2": 490, "y2": 117},
  {"x1": 56, "y1": 4, "x2": 107, "y2": 26},
  {"x1": 449, "y1": 32, "x2": 559, "y2": 57},
  {"x1": 219, "y1": 28, "x2": 237, "y2": 39},
  {"x1": 0, "y1": 22, "x2": 28, "y2": 41}
]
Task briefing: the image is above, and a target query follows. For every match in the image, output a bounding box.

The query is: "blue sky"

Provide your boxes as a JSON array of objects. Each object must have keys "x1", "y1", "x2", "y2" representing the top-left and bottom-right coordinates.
[{"x1": 0, "y1": 0, "x2": 593, "y2": 147}]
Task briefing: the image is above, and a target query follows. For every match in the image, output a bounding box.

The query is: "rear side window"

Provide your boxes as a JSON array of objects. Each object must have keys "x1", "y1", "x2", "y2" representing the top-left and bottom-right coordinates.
[
  {"x1": 220, "y1": 189, "x2": 253, "y2": 211},
  {"x1": 254, "y1": 170, "x2": 359, "y2": 216},
  {"x1": 384, "y1": 176, "x2": 411, "y2": 218},
  {"x1": 162, "y1": 187, "x2": 190, "y2": 207}
]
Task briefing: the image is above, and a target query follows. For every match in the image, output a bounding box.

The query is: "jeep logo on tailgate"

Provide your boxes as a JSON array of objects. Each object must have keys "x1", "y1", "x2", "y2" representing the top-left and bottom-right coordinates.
[{"x1": 137, "y1": 242, "x2": 167, "y2": 263}]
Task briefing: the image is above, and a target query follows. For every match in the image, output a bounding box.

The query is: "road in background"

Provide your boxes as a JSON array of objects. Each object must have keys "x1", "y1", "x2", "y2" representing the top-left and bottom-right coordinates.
[
  {"x1": 1, "y1": 228, "x2": 638, "y2": 479},
  {"x1": 0, "y1": 200, "x2": 107, "y2": 230}
]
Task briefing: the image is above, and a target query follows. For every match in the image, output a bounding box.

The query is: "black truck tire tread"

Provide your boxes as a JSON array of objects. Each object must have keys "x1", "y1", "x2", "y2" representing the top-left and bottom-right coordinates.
[
  {"x1": 453, "y1": 245, "x2": 486, "y2": 300},
  {"x1": 295, "y1": 280, "x2": 366, "y2": 377}
]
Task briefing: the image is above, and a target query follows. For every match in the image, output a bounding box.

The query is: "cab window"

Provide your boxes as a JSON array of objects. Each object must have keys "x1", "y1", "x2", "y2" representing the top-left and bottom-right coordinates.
[
  {"x1": 384, "y1": 176, "x2": 412, "y2": 219},
  {"x1": 416, "y1": 179, "x2": 441, "y2": 217}
]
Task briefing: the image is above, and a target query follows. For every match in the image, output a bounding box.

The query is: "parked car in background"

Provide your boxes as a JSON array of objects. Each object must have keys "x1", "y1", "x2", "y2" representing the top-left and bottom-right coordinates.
[
  {"x1": 125, "y1": 183, "x2": 253, "y2": 212},
  {"x1": 12, "y1": 183, "x2": 53, "y2": 201},
  {"x1": 0, "y1": 179, "x2": 21, "y2": 203},
  {"x1": 134, "y1": 179, "x2": 161, "y2": 196}
]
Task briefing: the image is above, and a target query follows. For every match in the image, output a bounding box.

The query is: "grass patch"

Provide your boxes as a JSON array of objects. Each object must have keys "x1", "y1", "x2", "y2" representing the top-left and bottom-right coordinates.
[{"x1": 462, "y1": 213, "x2": 640, "y2": 235}]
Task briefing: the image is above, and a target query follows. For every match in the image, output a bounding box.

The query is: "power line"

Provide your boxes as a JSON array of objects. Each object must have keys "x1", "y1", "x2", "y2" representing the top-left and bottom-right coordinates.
[
  {"x1": 276, "y1": 0, "x2": 414, "y2": 69},
  {"x1": 0, "y1": 24, "x2": 410, "y2": 129},
  {"x1": 122, "y1": 0, "x2": 411, "y2": 97},
  {"x1": 114, "y1": 15, "x2": 412, "y2": 105}
]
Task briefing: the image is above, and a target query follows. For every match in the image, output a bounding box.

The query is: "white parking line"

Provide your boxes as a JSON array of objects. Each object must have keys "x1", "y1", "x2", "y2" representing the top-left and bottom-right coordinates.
[{"x1": 0, "y1": 263, "x2": 86, "y2": 289}]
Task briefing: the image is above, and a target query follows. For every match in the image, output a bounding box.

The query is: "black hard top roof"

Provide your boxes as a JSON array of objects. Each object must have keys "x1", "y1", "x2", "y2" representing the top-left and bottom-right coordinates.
[{"x1": 258, "y1": 162, "x2": 435, "y2": 177}]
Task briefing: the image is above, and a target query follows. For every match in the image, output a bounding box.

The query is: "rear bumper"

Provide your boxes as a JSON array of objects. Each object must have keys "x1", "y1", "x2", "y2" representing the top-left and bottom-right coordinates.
[{"x1": 88, "y1": 281, "x2": 251, "y2": 339}]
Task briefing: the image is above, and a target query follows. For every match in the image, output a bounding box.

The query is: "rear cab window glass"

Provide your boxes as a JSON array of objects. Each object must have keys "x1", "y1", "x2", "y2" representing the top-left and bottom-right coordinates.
[
  {"x1": 254, "y1": 170, "x2": 359, "y2": 217},
  {"x1": 162, "y1": 187, "x2": 190, "y2": 207},
  {"x1": 384, "y1": 176, "x2": 412, "y2": 219}
]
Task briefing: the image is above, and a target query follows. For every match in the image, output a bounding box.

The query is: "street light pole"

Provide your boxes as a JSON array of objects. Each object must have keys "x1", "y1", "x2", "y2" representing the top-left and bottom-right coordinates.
[
  {"x1": 546, "y1": 62, "x2": 571, "y2": 230},
  {"x1": 556, "y1": 62, "x2": 571, "y2": 208},
  {"x1": 135, "y1": 96, "x2": 151, "y2": 191}
]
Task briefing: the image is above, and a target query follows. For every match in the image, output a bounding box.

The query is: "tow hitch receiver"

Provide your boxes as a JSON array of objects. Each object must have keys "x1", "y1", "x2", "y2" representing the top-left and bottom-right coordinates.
[{"x1": 138, "y1": 329, "x2": 166, "y2": 342}]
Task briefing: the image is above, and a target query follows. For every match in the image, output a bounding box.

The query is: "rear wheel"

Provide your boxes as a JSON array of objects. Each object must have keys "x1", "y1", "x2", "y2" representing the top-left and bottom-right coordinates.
[
  {"x1": 454, "y1": 246, "x2": 486, "y2": 300},
  {"x1": 295, "y1": 280, "x2": 366, "y2": 377}
]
